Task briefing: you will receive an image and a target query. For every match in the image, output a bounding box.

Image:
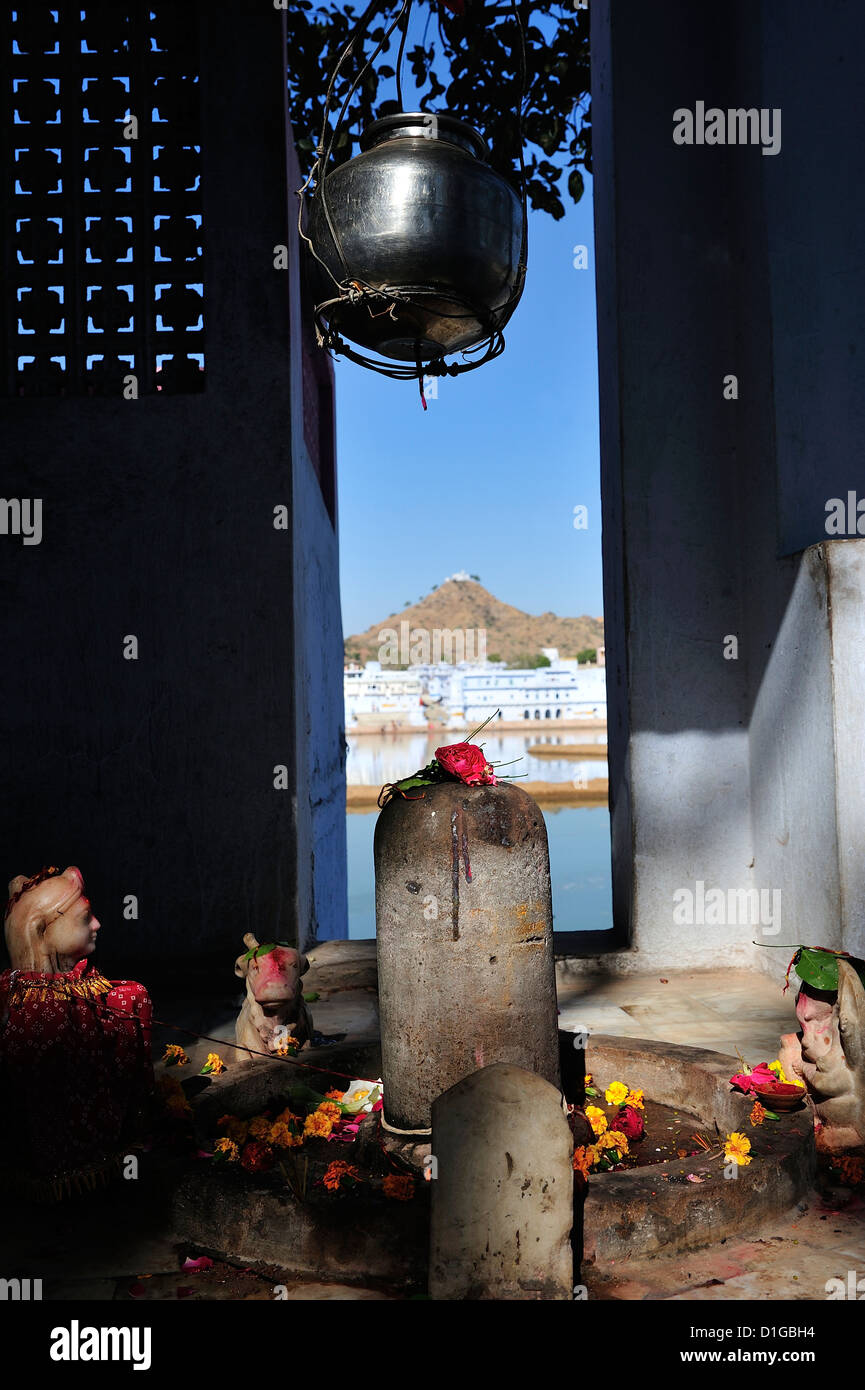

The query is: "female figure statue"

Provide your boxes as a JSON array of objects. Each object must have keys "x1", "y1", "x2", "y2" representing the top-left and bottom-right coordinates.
[{"x1": 0, "y1": 865, "x2": 153, "y2": 1200}]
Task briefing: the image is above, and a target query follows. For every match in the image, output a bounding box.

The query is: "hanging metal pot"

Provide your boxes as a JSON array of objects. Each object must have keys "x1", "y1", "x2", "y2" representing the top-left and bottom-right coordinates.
[{"x1": 305, "y1": 112, "x2": 526, "y2": 364}]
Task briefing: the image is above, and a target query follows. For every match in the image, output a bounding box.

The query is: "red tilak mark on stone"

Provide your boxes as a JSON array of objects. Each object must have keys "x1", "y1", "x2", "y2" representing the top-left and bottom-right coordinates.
[
  {"x1": 451, "y1": 809, "x2": 461, "y2": 940},
  {"x1": 461, "y1": 828, "x2": 472, "y2": 882}
]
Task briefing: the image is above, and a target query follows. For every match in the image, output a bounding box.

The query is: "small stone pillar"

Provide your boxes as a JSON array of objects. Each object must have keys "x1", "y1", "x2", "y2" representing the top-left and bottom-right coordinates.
[
  {"x1": 429, "y1": 1063, "x2": 574, "y2": 1300},
  {"x1": 375, "y1": 782, "x2": 560, "y2": 1133}
]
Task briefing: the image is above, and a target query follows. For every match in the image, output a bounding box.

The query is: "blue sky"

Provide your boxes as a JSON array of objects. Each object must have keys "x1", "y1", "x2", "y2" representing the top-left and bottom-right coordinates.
[{"x1": 334, "y1": 182, "x2": 603, "y2": 636}]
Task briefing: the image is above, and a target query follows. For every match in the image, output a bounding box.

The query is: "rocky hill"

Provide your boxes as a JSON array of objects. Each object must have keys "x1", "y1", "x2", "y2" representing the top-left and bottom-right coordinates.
[{"x1": 344, "y1": 578, "x2": 604, "y2": 667}]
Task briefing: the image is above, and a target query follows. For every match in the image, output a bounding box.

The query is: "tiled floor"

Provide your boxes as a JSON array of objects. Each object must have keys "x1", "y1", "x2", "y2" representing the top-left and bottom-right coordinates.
[{"x1": 556, "y1": 967, "x2": 796, "y2": 1063}]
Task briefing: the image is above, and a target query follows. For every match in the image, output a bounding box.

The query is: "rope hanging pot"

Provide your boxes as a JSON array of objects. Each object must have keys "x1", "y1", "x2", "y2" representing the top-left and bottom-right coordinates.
[{"x1": 297, "y1": 0, "x2": 528, "y2": 392}]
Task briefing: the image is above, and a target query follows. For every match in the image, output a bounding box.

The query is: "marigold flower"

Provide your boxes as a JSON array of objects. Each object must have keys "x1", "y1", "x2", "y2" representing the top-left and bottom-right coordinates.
[
  {"x1": 584, "y1": 1074, "x2": 593, "y2": 1087},
  {"x1": 585, "y1": 1105, "x2": 608, "y2": 1137},
  {"x1": 322, "y1": 1160, "x2": 360, "y2": 1191},
  {"x1": 724, "y1": 1131, "x2": 752, "y2": 1166},
  {"x1": 604, "y1": 1081, "x2": 629, "y2": 1107},
  {"x1": 162, "y1": 1044, "x2": 189, "y2": 1067},
  {"x1": 316, "y1": 1102, "x2": 342, "y2": 1123},
  {"x1": 573, "y1": 1146, "x2": 592, "y2": 1178},
  {"x1": 156, "y1": 1074, "x2": 191, "y2": 1115},
  {"x1": 304, "y1": 1111, "x2": 334, "y2": 1138},
  {"x1": 273, "y1": 1107, "x2": 302, "y2": 1126},
  {"x1": 201, "y1": 1052, "x2": 226, "y2": 1075},
  {"x1": 382, "y1": 1173, "x2": 415, "y2": 1201},
  {"x1": 275, "y1": 1036, "x2": 299, "y2": 1057},
  {"x1": 213, "y1": 1137, "x2": 239, "y2": 1162},
  {"x1": 750, "y1": 1101, "x2": 766, "y2": 1126},
  {"x1": 625, "y1": 1088, "x2": 645, "y2": 1110},
  {"x1": 598, "y1": 1129, "x2": 629, "y2": 1156},
  {"x1": 325, "y1": 1089, "x2": 345, "y2": 1102},
  {"x1": 217, "y1": 1115, "x2": 249, "y2": 1145},
  {"x1": 268, "y1": 1121, "x2": 302, "y2": 1149},
  {"x1": 248, "y1": 1115, "x2": 271, "y2": 1139}
]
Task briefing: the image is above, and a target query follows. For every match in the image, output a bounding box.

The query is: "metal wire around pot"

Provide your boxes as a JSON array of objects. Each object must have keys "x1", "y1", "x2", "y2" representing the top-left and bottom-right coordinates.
[{"x1": 295, "y1": 0, "x2": 529, "y2": 385}]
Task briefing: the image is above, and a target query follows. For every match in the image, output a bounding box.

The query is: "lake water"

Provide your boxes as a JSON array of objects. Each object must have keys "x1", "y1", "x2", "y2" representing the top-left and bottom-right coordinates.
[
  {"x1": 347, "y1": 806, "x2": 613, "y2": 938},
  {"x1": 346, "y1": 728, "x2": 608, "y2": 791},
  {"x1": 346, "y1": 732, "x2": 612, "y2": 938}
]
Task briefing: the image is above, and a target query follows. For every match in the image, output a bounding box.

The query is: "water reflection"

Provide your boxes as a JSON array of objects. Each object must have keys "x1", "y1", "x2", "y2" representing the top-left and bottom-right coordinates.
[
  {"x1": 346, "y1": 729, "x2": 608, "y2": 788},
  {"x1": 346, "y1": 802, "x2": 613, "y2": 939}
]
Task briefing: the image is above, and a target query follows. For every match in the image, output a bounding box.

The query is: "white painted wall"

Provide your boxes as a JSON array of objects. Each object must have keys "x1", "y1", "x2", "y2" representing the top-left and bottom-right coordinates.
[{"x1": 581, "y1": 1, "x2": 865, "y2": 978}]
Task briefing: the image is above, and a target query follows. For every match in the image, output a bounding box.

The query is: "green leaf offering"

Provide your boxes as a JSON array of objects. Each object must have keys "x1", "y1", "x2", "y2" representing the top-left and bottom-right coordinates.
[
  {"x1": 303, "y1": 991, "x2": 320, "y2": 1003},
  {"x1": 240, "y1": 941, "x2": 291, "y2": 963},
  {"x1": 792, "y1": 947, "x2": 865, "y2": 992},
  {"x1": 754, "y1": 942, "x2": 865, "y2": 993},
  {"x1": 287, "y1": 1083, "x2": 328, "y2": 1110}
]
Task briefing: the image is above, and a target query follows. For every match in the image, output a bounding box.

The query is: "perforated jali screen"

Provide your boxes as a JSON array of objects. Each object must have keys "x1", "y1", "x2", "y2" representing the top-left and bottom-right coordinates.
[{"x1": 1, "y1": 2, "x2": 205, "y2": 397}]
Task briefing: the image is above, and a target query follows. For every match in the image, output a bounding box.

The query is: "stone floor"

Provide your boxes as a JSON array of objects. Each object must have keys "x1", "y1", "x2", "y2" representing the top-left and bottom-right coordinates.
[
  {"x1": 585, "y1": 1196, "x2": 865, "y2": 1301},
  {"x1": 152, "y1": 943, "x2": 794, "y2": 1076},
  {"x1": 555, "y1": 964, "x2": 796, "y2": 1063}
]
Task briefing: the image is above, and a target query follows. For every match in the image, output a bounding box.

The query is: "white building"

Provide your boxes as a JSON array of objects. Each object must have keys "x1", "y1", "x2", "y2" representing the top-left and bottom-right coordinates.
[
  {"x1": 344, "y1": 650, "x2": 607, "y2": 729},
  {"x1": 344, "y1": 662, "x2": 426, "y2": 729},
  {"x1": 449, "y1": 651, "x2": 607, "y2": 725}
]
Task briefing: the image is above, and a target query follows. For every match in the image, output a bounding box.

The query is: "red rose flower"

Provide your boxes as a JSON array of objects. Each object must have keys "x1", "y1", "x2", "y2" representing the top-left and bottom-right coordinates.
[
  {"x1": 240, "y1": 1140, "x2": 275, "y2": 1174},
  {"x1": 613, "y1": 1105, "x2": 645, "y2": 1141},
  {"x1": 435, "y1": 742, "x2": 497, "y2": 786}
]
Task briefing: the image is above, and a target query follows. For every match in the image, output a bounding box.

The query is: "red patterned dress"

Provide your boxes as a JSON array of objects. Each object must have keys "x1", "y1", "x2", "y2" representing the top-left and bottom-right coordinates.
[{"x1": 0, "y1": 958, "x2": 153, "y2": 1200}]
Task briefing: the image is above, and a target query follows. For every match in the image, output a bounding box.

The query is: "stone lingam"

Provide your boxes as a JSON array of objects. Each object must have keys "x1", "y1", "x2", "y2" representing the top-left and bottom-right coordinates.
[
  {"x1": 375, "y1": 761, "x2": 560, "y2": 1135},
  {"x1": 777, "y1": 955, "x2": 865, "y2": 1153},
  {"x1": 0, "y1": 865, "x2": 153, "y2": 1200}
]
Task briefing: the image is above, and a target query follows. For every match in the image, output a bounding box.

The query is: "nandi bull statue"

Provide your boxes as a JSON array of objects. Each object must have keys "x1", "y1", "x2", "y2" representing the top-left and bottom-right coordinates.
[
  {"x1": 234, "y1": 933, "x2": 313, "y2": 1061},
  {"x1": 776, "y1": 947, "x2": 865, "y2": 1153}
]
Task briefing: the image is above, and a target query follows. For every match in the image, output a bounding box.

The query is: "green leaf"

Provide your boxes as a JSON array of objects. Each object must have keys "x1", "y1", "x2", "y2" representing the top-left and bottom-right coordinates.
[
  {"x1": 762, "y1": 1111, "x2": 781, "y2": 1121},
  {"x1": 303, "y1": 991, "x2": 320, "y2": 1002},
  {"x1": 568, "y1": 168, "x2": 585, "y2": 203},
  {"x1": 394, "y1": 775, "x2": 431, "y2": 794},
  {"x1": 288, "y1": 1083, "x2": 328, "y2": 1109},
  {"x1": 794, "y1": 947, "x2": 865, "y2": 992},
  {"x1": 240, "y1": 941, "x2": 282, "y2": 962}
]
